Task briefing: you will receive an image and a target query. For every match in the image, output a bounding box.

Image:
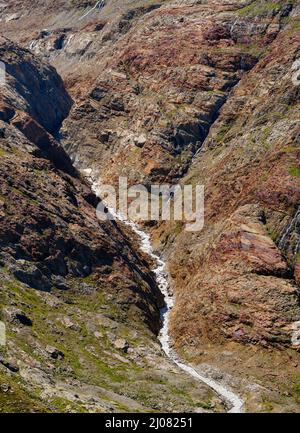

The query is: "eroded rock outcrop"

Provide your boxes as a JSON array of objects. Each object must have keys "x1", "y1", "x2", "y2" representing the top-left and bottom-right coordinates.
[
  {"x1": 3, "y1": 1, "x2": 291, "y2": 185},
  {"x1": 153, "y1": 8, "x2": 300, "y2": 410},
  {"x1": 0, "y1": 34, "x2": 221, "y2": 413},
  {"x1": 1, "y1": 0, "x2": 300, "y2": 413},
  {"x1": 0, "y1": 37, "x2": 163, "y2": 332}
]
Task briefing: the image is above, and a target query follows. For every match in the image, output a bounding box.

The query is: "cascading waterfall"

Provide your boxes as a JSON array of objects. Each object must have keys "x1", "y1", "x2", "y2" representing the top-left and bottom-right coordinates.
[
  {"x1": 88, "y1": 172, "x2": 244, "y2": 413},
  {"x1": 79, "y1": 0, "x2": 105, "y2": 21}
]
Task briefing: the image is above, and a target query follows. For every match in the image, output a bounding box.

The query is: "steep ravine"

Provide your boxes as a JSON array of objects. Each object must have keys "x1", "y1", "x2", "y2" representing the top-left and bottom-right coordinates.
[
  {"x1": 1, "y1": 37, "x2": 228, "y2": 413},
  {"x1": 89, "y1": 173, "x2": 244, "y2": 413},
  {"x1": 2, "y1": 0, "x2": 299, "y2": 412}
]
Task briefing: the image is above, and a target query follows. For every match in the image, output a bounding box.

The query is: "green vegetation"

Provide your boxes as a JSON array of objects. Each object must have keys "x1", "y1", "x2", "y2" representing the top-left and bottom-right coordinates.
[
  {"x1": 0, "y1": 269, "x2": 218, "y2": 413},
  {"x1": 268, "y1": 228, "x2": 279, "y2": 242},
  {"x1": 0, "y1": 149, "x2": 7, "y2": 158},
  {"x1": 292, "y1": 373, "x2": 300, "y2": 404},
  {"x1": 261, "y1": 395, "x2": 274, "y2": 412},
  {"x1": 289, "y1": 166, "x2": 300, "y2": 178},
  {"x1": 216, "y1": 123, "x2": 234, "y2": 144},
  {"x1": 237, "y1": 1, "x2": 288, "y2": 17}
]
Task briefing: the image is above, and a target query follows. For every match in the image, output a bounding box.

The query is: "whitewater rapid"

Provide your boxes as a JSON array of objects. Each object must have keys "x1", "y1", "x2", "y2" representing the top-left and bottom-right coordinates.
[{"x1": 90, "y1": 176, "x2": 244, "y2": 413}]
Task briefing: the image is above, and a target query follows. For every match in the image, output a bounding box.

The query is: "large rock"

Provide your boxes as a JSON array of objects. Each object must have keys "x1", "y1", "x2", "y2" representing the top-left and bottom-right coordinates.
[
  {"x1": 0, "y1": 356, "x2": 19, "y2": 373},
  {"x1": 3, "y1": 308, "x2": 33, "y2": 327},
  {"x1": 45, "y1": 346, "x2": 65, "y2": 360},
  {"x1": 114, "y1": 339, "x2": 130, "y2": 354}
]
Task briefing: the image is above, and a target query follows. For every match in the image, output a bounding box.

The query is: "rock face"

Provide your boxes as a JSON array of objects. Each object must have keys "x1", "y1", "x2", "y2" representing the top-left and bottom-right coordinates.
[
  {"x1": 153, "y1": 5, "x2": 300, "y2": 411},
  {"x1": 165, "y1": 15, "x2": 300, "y2": 350},
  {"x1": 3, "y1": 0, "x2": 289, "y2": 185},
  {"x1": 0, "y1": 36, "x2": 72, "y2": 134},
  {"x1": 0, "y1": 0, "x2": 300, "y2": 413},
  {"x1": 0, "y1": 37, "x2": 163, "y2": 334},
  {"x1": 0, "y1": 29, "x2": 221, "y2": 415}
]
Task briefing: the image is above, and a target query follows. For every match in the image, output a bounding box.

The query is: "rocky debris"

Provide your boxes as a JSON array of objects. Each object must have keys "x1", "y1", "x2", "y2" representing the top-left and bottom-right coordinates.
[
  {"x1": 58, "y1": 316, "x2": 80, "y2": 331},
  {"x1": 2, "y1": 308, "x2": 32, "y2": 327},
  {"x1": 1, "y1": 0, "x2": 300, "y2": 414},
  {"x1": 0, "y1": 357, "x2": 19, "y2": 373},
  {"x1": 114, "y1": 339, "x2": 130, "y2": 353},
  {"x1": 0, "y1": 384, "x2": 11, "y2": 393},
  {"x1": 166, "y1": 19, "x2": 300, "y2": 353},
  {"x1": 45, "y1": 346, "x2": 65, "y2": 360}
]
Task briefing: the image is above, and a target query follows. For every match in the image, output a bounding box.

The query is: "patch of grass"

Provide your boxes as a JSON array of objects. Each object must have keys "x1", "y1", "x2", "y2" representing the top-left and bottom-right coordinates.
[
  {"x1": 261, "y1": 398, "x2": 274, "y2": 412},
  {"x1": 0, "y1": 370, "x2": 46, "y2": 413},
  {"x1": 216, "y1": 123, "x2": 233, "y2": 144},
  {"x1": 292, "y1": 373, "x2": 300, "y2": 404},
  {"x1": 268, "y1": 228, "x2": 279, "y2": 242},
  {"x1": 237, "y1": 1, "x2": 284, "y2": 17},
  {"x1": 289, "y1": 167, "x2": 300, "y2": 178},
  {"x1": 0, "y1": 149, "x2": 8, "y2": 157}
]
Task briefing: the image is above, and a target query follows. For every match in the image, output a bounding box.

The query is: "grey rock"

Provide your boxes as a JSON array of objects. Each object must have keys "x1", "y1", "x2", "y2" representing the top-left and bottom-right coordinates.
[
  {"x1": 0, "y1": 383, "x2": 11, "y2": 393},
  {"x1": 46, "y1": 346, "x2": 65, "y2": 360},
  {"x1": 114, "y1": 338, "x2": 129, "y2": 354},
  {"x1": 0, "y1": 357, "x2": 19, "y2": 373},
  {"x1": 3, "y1": 307, "x2": 32, "y2": 327}
]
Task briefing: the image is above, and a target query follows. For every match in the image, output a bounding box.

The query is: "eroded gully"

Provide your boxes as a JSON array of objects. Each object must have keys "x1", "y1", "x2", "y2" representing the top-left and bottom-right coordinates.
[{"x1": 88, "y1": 173, "x2": 244, "y2": 413}]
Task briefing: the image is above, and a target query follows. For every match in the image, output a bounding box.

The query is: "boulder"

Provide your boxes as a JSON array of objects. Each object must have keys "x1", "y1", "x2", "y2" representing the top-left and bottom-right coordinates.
[
  {"x1": 58, "y1": 316, "x2": 80, "y2": 331},
  {"x1": 45, "y1": 345, "x2": 65, "y2": 360},
  {"x1": 3, "y1": 307, "x2": 32, "y2": 327},
  {"x1": 114, "y1": 339, "x2": 129, "y2": 354},
  {"x1": 134, "y1": 134, "x2": 147, "y2": 148},
  {"x1": 0, "y1": 356, "x2": 19, "y2": 373}
]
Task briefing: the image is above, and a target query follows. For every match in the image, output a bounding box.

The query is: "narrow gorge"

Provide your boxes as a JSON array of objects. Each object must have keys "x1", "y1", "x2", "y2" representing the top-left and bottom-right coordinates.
[
  {"x1": 0, "y1": 0, "x2": 300, "y2": 414},
  {"x1": 90, "y1": 173, "x2": 244, "y2": 412}
]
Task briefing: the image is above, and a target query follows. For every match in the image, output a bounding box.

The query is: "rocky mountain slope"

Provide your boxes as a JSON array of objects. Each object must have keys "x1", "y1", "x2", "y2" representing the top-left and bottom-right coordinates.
[
  {"x1": 154, "y1": 0, "x2": 300, "y2": 412},
  {"x1": 0, "y1": 0, "x2": 300, "y2": 412},
  {"x1": 5, "y1": 0, "x2": 296, "y2": 185},
  {"x1": 0, "y1": 36, "x2": 224, "y2": 413}
]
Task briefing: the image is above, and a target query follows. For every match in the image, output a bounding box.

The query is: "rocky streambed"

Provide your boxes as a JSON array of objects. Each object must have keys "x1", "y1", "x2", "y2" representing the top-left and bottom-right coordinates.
[{"x1": 90, "y1": 174, "x2": 244, "y2": 413}]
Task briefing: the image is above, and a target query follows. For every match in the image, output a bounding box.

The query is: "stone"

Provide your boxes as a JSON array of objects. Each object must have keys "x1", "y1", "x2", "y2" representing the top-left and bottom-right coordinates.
[
  {"x1": 114, "y1": 339, "x2": 129, "y2": 354},
  {"x1": 134, "y1": 134, "x2": 147, "y2": 148},
  {"x1": 0, "y1": 357, "x2": 19, "y2": 373},
  {"x1": 45, "y1": 346, "x2": 65, "y2": 360},
  {"x1": 3, "y1": 308, "x2": 32, "y2": 327},
  {"x1": 0, "y1": 383, "x2": 11, "y2": 393}
]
